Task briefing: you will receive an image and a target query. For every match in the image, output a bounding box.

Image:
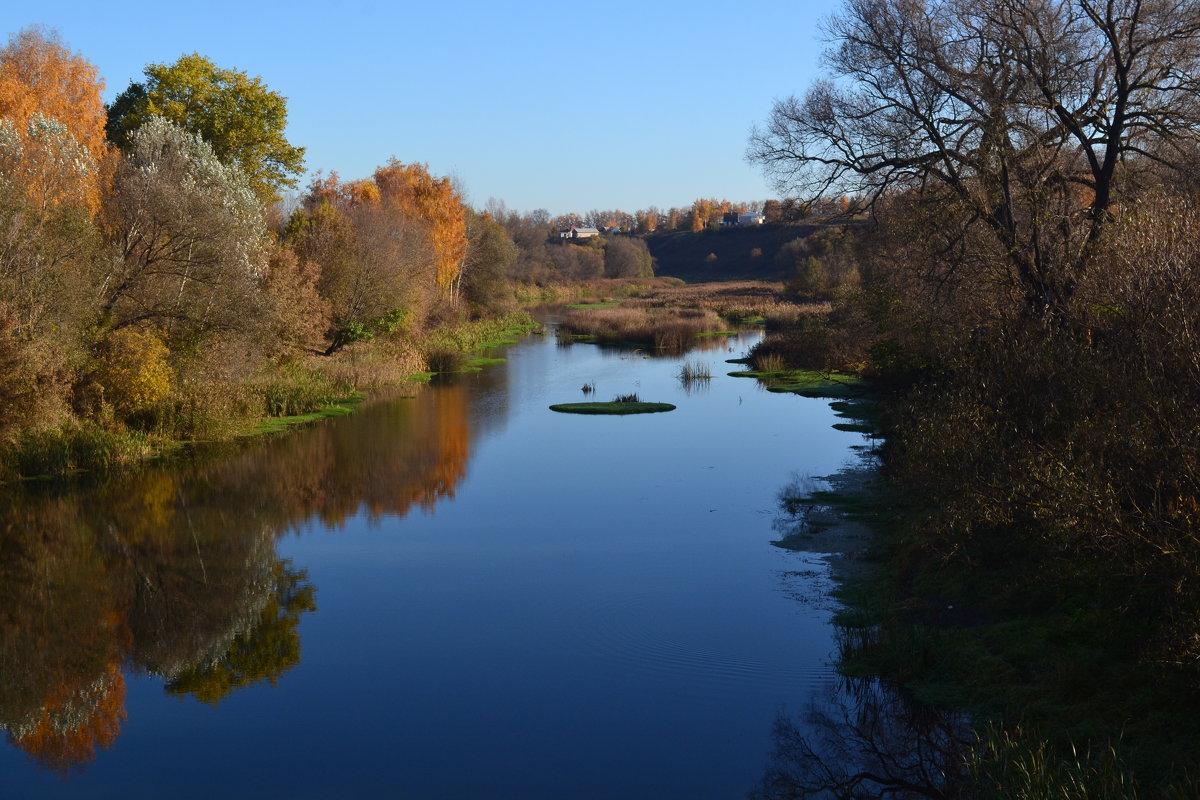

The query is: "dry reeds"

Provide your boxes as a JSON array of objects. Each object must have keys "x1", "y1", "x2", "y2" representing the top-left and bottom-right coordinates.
[
  {"x1": 558, "y1": 305, "x2": 726, "y2": 352},
  {"x1": 677, "y1": 360, "x2": 713, "y2": 381},
  {"x1": 753, "y1": 352, "x2": 786, "y2": 374}
]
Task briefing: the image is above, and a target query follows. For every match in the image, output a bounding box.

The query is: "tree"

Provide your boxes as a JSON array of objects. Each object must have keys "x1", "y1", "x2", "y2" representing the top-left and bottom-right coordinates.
[
  {"x1": 102, "y1": 116, "x2": 269, "y2": 338},
  {"x1": 0, "y1": 114, "x2": 98, "y2": 216},
  {"x1": 373, "y1": 159, "x2": 467, "y2": 296},
  {"x1": 107, "y1": 53, "x2": 305, "y2": 203},
  {"x1": 461, "y1": 210, "x2": 517, "y2": 314},
  {"x1": 603, "y1": 236, "x2": 654, "y2": 278},
  {"x1": 286, "y1": 172, "x2": 435, "y2": 355},
  {"x1": 0, "y1": 26, "x2": 107, "y2": 215},
  {"x1": 748, "y1": 0, "x2": 1200, "y2": 318}
]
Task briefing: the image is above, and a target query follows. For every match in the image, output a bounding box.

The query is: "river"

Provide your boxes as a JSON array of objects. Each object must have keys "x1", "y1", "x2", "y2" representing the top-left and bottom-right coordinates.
[{"x1": 0, "y1": 318, "x2": 866, "y2": 798}]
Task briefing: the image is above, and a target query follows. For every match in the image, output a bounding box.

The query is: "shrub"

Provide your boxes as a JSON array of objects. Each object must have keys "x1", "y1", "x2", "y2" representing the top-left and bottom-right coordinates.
[{"x1": 92, "y1": 328, "x2": 173, "y2": 422}]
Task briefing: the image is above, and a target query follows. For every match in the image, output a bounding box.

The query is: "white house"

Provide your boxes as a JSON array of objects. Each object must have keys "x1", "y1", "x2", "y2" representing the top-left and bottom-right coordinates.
[{"x1": 559, "y1": 226, "x2": 601, "y2": 239}]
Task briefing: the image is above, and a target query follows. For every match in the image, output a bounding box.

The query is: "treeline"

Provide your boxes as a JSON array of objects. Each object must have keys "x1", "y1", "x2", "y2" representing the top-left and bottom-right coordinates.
[
  {"x1": 0, "y1": 27, "x2": 541, "y2": 478},
  {"x1": 746, "y1": 0, "x2": 1200, "y2": 795},
  {"x1": 538, "y1": 194, "x2": 847, "y2": 235}
]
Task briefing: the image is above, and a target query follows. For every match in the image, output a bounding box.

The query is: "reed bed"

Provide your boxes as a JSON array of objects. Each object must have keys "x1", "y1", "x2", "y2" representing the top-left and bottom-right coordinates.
[
  {"x1": 558, "y1": 305, "x2": 727, "y2": 352},
  {"x1": 630, "y1": 280, "x2": 828, "y2": 326}
]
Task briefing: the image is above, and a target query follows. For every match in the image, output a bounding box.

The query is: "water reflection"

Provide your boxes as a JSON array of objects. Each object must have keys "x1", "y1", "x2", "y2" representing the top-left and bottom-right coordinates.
[
  {"x1": 0, "y1": 386, "x2": 477, "y2": 773},
  {"x1": 751, "y1": 678, "x2": 969, "y2": 799}
]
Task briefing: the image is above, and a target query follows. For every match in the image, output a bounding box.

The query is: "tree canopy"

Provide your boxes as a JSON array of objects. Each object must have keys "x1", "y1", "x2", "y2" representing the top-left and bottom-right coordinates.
[
  {"x1": 107, "y1": 53, "x2": 305, "y2": 203},
  {"x1": 748, "y1": 0, "x2": 1200, "y2": 317},
  {"x1": 0, "y1": 26, "x2": 107, "y2": 215}
]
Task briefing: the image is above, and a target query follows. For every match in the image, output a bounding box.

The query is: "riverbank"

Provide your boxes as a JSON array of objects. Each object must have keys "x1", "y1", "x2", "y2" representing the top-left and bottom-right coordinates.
[
  {"x1": 788, "y1": 389, "x2": 1200, "y2": 797},
  {"x1": 0, "y1": 311, "x2": 539, "y2": 483}
]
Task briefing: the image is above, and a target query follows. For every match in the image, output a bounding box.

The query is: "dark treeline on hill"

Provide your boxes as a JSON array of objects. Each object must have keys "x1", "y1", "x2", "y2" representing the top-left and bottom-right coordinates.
[
  {"x1": 487, "y1": 193, "x2": 856, "y2": 286},
  {"x1": 741, "y1": 0, "x2": 1200, "y2": 796}
]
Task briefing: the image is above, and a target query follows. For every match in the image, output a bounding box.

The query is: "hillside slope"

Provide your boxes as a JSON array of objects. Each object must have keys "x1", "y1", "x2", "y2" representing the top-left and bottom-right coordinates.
[{"x1": 644, "y1": 224, "x2": 818, "y2": 282}]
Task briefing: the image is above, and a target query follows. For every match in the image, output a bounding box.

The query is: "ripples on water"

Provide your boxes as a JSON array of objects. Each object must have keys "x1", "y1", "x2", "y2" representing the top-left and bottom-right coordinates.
[{"x1": 0, "y1": 323, "x2": 865, "y2": 799}]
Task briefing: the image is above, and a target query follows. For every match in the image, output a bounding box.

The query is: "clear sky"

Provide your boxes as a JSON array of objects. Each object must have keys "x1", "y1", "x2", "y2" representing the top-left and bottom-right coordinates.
[{"x1": 7, "y1": 0, "x2": 841, "y2": 215}]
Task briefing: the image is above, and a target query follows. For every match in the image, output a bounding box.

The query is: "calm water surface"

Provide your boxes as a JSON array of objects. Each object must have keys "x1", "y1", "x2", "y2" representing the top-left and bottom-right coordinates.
[{"x1": 0, "y1": 321, "x2": 864, "y2": 798}]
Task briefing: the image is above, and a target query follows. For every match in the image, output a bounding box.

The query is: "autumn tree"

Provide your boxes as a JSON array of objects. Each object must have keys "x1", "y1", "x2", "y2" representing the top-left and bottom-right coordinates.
[
  {"x1": 101, "y1": 116, "x2": 269, "y2": 339},
  {"x1": 107, "y1": 53, "x2": 305, "y2": 203},
  {"x1": 287, "y1": 172, "x2": 435, "y2": 354},
  {"x1": 749, "y1": 0, "x2": 1200, "y2": 318},
  {"x1": 372, "y1": 159, "x2": 467, "y2": 296},
  {"x1": 690, "y1": 198, "x2": 715, "y2": 232},
  {"x1": 0, "y1": 26, "x2": 107, "y2": 215},
  {"x1": 637, "y1": 207, "x2": 659, "y2": 233}
]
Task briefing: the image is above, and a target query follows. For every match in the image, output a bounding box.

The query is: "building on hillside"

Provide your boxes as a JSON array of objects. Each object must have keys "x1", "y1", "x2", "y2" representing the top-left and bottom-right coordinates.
[
  {"x1": 739, "y1": 212, "x2": 766, "y2": 226},
  {"x1": 559, "y1": 226, "x2": 601, "y2": 239}
]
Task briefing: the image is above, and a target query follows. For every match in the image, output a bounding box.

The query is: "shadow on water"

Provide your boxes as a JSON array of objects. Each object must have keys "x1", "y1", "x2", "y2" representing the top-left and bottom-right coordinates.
[{"x1": 0, "y1": 387, "x2": 477, "y2": 773}]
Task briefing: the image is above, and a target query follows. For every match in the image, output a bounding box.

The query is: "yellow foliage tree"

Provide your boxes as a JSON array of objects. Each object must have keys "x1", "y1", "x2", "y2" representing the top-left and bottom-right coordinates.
[{"x1": 95, "y1": 328, "x2": 174, "y2": 418}]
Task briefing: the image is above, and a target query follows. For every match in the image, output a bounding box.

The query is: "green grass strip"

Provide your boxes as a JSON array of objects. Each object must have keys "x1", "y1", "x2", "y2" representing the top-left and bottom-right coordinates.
[{"x1": 244, "y1": 395, "x2": 364, "y2": 436}]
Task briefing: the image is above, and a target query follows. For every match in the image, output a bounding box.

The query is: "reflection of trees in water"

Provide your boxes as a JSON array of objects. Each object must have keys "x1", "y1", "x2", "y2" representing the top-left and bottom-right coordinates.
[
  {"x1": 756, "y1": 472, "x2": 969, "y2": 799},
  {"x1": 752, "y1": 678, "x2": 969, "y2": 799},
  {"x1": 0, "y1": 385, "x2": 475, "y2": 771}
]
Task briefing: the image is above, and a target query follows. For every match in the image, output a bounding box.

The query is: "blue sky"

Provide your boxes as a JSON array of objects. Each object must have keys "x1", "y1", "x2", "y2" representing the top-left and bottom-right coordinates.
[{"x1": 7, "y1": 0, "x2": 840, "y2": 215}]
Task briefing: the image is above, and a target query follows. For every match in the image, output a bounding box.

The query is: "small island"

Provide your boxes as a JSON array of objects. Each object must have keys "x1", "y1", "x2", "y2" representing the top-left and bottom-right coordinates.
[{"x1": 549, "y1": 401, "x2": 676, "y2": 415}]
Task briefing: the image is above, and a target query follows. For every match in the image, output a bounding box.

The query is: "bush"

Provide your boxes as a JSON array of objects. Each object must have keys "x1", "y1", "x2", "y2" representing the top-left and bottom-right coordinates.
[{"x1": 92, "y1": 328, "x2": 173, "y2": 422}]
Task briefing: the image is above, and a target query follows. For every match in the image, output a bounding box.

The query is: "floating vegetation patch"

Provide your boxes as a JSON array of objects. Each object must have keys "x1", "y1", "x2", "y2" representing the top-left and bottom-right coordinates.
[{"x1": 549, "y1": 401, "x2": 676, "y2": 415}]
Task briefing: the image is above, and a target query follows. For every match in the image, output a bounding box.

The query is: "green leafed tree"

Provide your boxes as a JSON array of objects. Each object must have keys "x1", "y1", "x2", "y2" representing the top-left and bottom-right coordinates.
[{"x1": 106, "y1": 53, "x2": 305, "y2": 203}]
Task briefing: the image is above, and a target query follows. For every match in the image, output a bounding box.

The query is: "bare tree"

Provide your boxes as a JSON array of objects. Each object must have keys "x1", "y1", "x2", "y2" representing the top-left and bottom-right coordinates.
[{"x1": 749, "y1": 0, "x2": 1200, "y2": 317}]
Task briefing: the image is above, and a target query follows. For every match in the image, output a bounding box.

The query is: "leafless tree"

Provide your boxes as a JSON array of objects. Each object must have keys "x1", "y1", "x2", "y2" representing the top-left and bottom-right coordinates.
[{"x1": 749, "y1": 0, "x2": 1200, "y2": 317}]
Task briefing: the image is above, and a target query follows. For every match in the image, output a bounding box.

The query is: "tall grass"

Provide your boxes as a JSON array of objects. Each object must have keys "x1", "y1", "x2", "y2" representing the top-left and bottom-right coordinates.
[
  {"x1": 5, "y1": 422, "x2": 157, "y2": 479},
  {"x1": 752, "y1": 352, "x2": 786, "y2": 374},
  {"x1": 966, "y1": 724, "x2": 1200, "y2": 799},
  {"x1": 558, "y1": 306, "x2": 726, "y2": 352},
  {"x1": 677, "y1": 360, "x2": 713, "y2": 393}
]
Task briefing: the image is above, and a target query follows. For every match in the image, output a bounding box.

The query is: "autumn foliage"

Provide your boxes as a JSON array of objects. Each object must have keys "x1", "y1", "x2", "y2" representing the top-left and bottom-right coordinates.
[
  {"x1": 373, "y1": 159, "x2": 467, "y2": 291},
  {"x1": 0, "y1": 27, "x2": 106, "y2": 215}
]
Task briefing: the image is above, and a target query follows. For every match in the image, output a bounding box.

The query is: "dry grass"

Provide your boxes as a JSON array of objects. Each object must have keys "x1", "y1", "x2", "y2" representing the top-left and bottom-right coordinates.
[
  {"x1": 558, "y1": 305, "x2": 727, "y2": 352},
  {"x1": 677, "y1": 360, "x2": 713, "y2": 380},
  {"x1": 631, "y1": 280, "x2": 828, "y2": 324}
]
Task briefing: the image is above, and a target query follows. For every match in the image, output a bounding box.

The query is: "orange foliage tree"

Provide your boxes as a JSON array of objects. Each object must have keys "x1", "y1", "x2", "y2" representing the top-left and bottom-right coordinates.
[
  {"x1": 373, "y1": 159, "x2": 467, "y2": 296},
  {"x1": 0, "y1": 26, "x2": 106, "y2": 215},
  {"x1": 11, "y1": 662, "x2": 127, "y2": 774}
]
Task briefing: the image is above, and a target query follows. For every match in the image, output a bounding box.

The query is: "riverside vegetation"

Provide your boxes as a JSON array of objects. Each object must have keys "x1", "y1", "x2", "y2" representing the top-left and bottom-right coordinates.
[
  {"x1": 6, "y1": 8, "x2": 1200, "y2": 794},
  {"x1": 0, "y1": 28, "x2": 552, "y2": 481},
  {"x1": 0, "y1": 25, "x2": 809, "y2": 482},
  {"x1": 741, "y1": 0, "x2": 1200, "y2": 796}
]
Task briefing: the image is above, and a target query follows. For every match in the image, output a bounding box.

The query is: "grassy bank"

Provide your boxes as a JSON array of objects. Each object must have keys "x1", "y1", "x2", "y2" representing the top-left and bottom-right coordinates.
[{"x1": 0, "y1": 310, "x2": 538, "y2": 483}]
